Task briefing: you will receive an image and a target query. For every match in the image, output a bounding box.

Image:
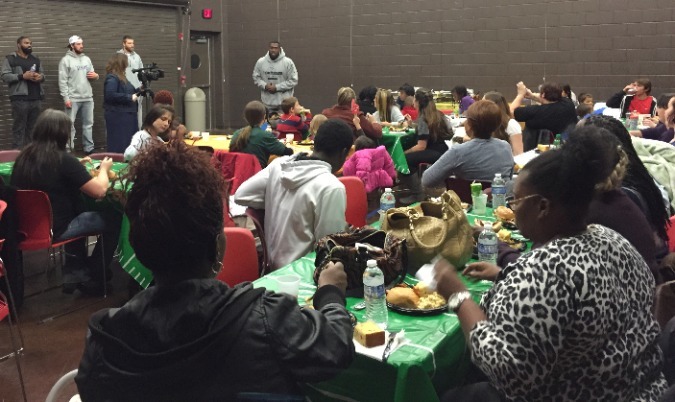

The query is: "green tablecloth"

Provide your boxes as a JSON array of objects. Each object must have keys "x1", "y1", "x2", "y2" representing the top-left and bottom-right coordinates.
[{"x1": 381, "y1": 130, "x2": 416, "y2": 175}]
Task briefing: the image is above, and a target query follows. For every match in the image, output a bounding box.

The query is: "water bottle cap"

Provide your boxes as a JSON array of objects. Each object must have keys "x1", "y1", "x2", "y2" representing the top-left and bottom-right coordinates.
[
  {"x1": 495, "y1": 173, "x2": 501, "y2": 178},
  {"x1": 384, "y1": 188, "x2": 392, "y2": 193},
  {"x1": 483, "y1": 222, "x2": 493, "y2": 230},
  {"x1": 366, "y1": 259, "x2": 377, "y2": 267}
]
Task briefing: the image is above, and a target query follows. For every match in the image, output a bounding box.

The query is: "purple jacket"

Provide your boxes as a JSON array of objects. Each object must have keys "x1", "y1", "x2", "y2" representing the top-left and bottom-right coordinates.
[
  {"x1": 342, "y1": 146, "x2": 396, "y2": 193},
  {"x1": 459, "y1": 95, "x2": 475, "y2": 115}
]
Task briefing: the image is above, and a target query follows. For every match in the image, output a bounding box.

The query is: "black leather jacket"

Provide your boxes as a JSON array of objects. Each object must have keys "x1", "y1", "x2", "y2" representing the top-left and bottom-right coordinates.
[{"x1": 76, "y1": 279, "x2": 354, "y2": 401}]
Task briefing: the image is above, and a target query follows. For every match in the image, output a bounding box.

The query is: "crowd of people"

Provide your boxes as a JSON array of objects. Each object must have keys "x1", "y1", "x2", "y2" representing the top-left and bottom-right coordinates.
[{"x1": 4, "y1": 34, "x2": 675, "y2": 401}]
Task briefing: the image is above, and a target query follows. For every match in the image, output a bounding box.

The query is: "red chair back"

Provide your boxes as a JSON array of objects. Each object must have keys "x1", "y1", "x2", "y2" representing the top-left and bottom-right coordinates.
[
  {"x1": 217, "y1": 228, "x2": 259, "y2": 286},
  {"x1": 245, "y1": 207, "x2": 269, "y2": 275},
  {"x1": 338, "y1": 176, "x2": 368, "y2": 227},
  {"x1": 15, "y1": 190, "x2": 53, "y2": 251},
  {"x1": 445, "y1": 177, "x2": 492, "y2": 204},
  {"x1": 0, "y1": 150, "x2": 20, "y2": 163},
  {"x1": 211, "y1": 151, "x2": 262, "y2": 195},
  {"x1": 88, "y1": 152, "x2": 125, "y2": 162},
  {"x1": 668, "y1": 216, "x2": 675, "y2": 252}
]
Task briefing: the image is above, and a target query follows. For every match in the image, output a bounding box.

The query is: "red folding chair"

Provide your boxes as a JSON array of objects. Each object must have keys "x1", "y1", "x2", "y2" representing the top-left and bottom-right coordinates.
[
  {"x1": 0, "y1": 150, "x2": 20, "y2": 163},
  {"x1": 88, "y1": 152, "x2": 124, "y2": 162},
  {"x1": 668, "y1": 216, "x2": 675, "y2": 252},
  {"x1": 0, "y1": 200, "x2": 27, "y2": 400},
  {"x1": 338, "y1": 176, "x2": 368, "y2": 227},
  {"x1": 216, "y1": 228, "x2": 259, "y2": 286},
  {"x1": 211, "y1": 151, "x2": 262, "y2": 195},
  {"x1": 15, "y1": 190, "x2": 107, "y2": 323}
]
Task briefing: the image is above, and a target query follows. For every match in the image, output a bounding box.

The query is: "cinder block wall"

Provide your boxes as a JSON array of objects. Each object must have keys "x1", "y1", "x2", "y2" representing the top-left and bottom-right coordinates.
[{"x1": 222, "y1": 0, "x2": 675, "y2": 128}]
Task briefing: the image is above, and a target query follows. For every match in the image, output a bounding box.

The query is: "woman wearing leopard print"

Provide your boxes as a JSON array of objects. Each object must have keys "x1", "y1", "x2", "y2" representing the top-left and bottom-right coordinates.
[{"x1": 435, "y1": 125, "x2": 668, "y2": 401}]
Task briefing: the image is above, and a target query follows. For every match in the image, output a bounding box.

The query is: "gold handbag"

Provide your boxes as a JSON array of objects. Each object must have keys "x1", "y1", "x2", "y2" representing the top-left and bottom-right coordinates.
[{"x1": 381, "y1": 190, "x2": 473, "y2": 271}]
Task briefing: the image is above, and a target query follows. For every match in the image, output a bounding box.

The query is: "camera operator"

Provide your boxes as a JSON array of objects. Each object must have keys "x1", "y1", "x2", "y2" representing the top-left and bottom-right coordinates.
[
  {"x1": 117, "y1": 35, "x2": 143, "y2": 128},
  {"x1": 104, "y1": 53, "x2": 139, "y2": 153}
]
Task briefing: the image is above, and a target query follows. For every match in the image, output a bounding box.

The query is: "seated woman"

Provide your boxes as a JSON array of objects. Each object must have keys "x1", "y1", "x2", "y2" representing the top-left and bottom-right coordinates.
[
  {"x1": 422, "y1": 100, "x2": 514, "y2": 187},
  {"x1": 153, "y1": 90, "x2": 188, "y2": 140},
  {"x1": 124, "y1": 104, "x2": 174, "y2": 161},
  {"x1": 230, "y1": 100, "x2": 293, "y2": 168},
  {"x1": 483, "y1": 91, "x2": 524, "y2": 155},
  {"x1": 399, "y1": 88, "x2": 452, "y2": 204},
  {"x1": 11, "y1": 109, "x2": 120, "y2": 295},
  {"x1": 581, "y1": 115, "x2": 670, "y2": 266},
  {"x1": 369, "y1": 88, "x2": 407, "y2": 129},
  {"x1": 453, "y1": 85, "x2": 475, "y2": 115},
  {"x1": 75, "y1": 141, "x2": 354, "y2": 400},
  {"x1": 435, "y1": 126, "x2": 668, "y2": 401},
  {"x1": 321, "y1": 87, "x2": 382, "y2": 140}
]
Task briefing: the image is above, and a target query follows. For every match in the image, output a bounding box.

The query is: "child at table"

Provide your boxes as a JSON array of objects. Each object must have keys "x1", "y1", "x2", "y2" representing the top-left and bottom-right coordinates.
[
  {"x1": 308, "y1": 114, "x2": 327, "y2": 140},
  {"x1": 276, "y1": 96, "x2": 312, "y2": 142},
  {"x1": 401, "y1": 96, "x2": 418, "y2": 122},
  {"x1": 230, "y1": 100, "x2": 293, "y2": 168},
  {"x1": 342, "y1": 136, "x2": 396, "y2": 193}
]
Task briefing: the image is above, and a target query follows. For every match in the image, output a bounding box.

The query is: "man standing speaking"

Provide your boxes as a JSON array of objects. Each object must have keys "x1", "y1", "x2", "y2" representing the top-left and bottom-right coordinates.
[{"x1": 252, "y1": 41, "x2": 298, "y2": 115}]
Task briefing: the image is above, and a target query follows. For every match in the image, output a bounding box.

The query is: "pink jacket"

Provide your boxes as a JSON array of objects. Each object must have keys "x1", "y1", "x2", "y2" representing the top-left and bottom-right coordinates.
[{"x1": 342, "y1": 146, "x2": 396, "y2": 193}]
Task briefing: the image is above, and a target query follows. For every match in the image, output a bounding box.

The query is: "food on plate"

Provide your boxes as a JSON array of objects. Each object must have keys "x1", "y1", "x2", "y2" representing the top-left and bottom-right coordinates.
[
  {"x1": 473, "y1": 219, "x2": 502, "y2": 232},
  {"x1": 298, "y1": 139, "x2": 314, "y2": 145},
  {"x1": 354, "y1": 321, "x2": 385, "y2": 347},
  {"x1": 494, "y1": 206, "x2": 515, "y2": 222},
  {"x1": 412, "y1": 282, "x2": 432, "y2": 297},
  {"x1": 417, "y1": 292, "x2": 446, "y2": 310},
  {"x1": 90, "y1": 168, "x2": 117, "y2": 180},
  {"x1": 497, "y1": 228, "x2": 511, "y2": 242},
  {"x1": 537, "y1": 144, "x2": 550, "y2": 153},
  {"x1": 461, "y1": 202, "x2": 470, "y2": 210},
  {"x1": 386, "y1": 286, "x2": 419, "y2": 309}
]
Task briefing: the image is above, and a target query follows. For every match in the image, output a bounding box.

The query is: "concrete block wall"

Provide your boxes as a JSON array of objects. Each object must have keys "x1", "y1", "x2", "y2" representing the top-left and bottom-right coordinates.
[{"x1": 222, "y1": 0, "x2": 675, "y2": 128}]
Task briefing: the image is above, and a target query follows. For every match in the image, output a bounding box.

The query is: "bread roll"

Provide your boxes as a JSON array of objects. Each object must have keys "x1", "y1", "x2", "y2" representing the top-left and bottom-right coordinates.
[
  {"x1": 386, "y1": 287, "x2": 419, "y2": 309},
  {"x1": 495, "y1": 206, "x2": 515, "y2": 221}
]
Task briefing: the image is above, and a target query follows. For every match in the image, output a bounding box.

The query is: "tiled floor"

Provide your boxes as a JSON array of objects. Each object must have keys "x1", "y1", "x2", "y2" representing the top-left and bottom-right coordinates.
[{"x1": 0, "y1": 248, "x2": 130, "y2": 402}]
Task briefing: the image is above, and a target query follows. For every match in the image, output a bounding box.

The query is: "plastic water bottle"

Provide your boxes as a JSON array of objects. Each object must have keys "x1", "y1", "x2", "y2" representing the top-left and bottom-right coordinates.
[
  {"x1": 491, "y1": 173, "x2": 506, "y2": 209},
  {"x1": 477, "y1": 222, "x2": 498, "y2": 263},
  {"x1": 29, "y1": 64, "x2": 36, "y2": 72},
  {"x1": 363, "y1": 259, "x2": 388, "y2": 329},
  {"x1": 380, "y1": 188, "x2": 396, "y2": 212}
]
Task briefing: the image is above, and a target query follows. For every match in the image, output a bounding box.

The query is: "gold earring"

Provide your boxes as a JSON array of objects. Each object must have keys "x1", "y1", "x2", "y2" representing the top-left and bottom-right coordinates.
[{"x1": 211, "y1": 261, "x2": 223, "y2": 276}]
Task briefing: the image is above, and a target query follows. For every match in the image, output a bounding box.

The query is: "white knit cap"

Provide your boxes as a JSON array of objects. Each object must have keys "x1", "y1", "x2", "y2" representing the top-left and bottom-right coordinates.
[{"x1": 68, "y1": 35, "x2": 83, "y2": 45}]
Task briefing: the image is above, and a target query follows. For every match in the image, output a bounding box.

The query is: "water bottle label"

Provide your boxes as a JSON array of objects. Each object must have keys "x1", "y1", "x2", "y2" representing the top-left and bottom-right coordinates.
[
  {"x1": 380, "y1": 202, "x2": 395, "y2": 211},
  {"x1": 477, "y1": 242, "x2": 498, "y2": 255},
  {"x1": 364, "y1": 284, "x2": 385, "y2": 299},
  {"x1": 492, "y1": 187, "x2": 506, "y2": 195}
]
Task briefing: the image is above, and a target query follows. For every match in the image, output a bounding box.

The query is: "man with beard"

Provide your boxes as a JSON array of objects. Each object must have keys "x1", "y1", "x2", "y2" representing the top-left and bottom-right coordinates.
[
  {"x1": 252, "y1": 41, "x2": 298, "y2": 115},
  {"x1": 117, "y1": 35, "x2": 144, "y2": 129},
  {"x1": 59, "y1": 35, "x2": 99, "y2": 154},
  {"x1": 1, "y1": 36, "x2": 45, "y2": 148}
]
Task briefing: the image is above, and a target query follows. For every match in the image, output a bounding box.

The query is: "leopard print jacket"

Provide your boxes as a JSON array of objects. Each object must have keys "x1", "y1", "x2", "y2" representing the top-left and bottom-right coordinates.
[{"x1": 471, "y1": 225, "x2": 668, "y2": 401}]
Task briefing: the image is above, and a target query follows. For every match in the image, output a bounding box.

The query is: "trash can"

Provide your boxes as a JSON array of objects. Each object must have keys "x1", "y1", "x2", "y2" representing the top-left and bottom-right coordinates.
[{"x1": 184, "y1": 87, "x2": 206, "y2": 132}]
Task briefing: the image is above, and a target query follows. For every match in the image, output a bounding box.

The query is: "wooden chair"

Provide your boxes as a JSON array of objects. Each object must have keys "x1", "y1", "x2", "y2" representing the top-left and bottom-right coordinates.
[
  {"x1": 444, "y1": 177, "x2": 492, "y2": 204},
  {"x1": 88, "y1": 152, "x2": 124, "y2": 162},
  {"x1": 338, "y1": 176, "x2": 368, "y2": 227},
  {"x1": 217, "y1": 228, "x2": 259, "y2": 286}
]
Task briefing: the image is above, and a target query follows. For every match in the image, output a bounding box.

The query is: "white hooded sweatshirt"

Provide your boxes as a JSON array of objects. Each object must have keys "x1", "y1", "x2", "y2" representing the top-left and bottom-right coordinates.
[{"x1": 234, "y1": 154, "x2": 346, "y2": 270}]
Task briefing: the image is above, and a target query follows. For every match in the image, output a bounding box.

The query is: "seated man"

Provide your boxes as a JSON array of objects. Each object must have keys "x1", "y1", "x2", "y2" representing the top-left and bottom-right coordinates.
[
  {"x1": 235, "y1": 119, "x2": 354, "y2": 270},
  {"x1": 510, "y1": 81, "x2": 577, "y2": 152},
  {"x1": 322, "y1": 87, "x2": 382, "y2": 140}
]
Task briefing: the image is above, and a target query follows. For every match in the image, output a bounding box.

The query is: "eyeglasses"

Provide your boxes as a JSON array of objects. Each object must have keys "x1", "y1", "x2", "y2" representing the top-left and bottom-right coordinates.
[{"x1": 506, "y1": 194, "x2": 540, "y2": 210}]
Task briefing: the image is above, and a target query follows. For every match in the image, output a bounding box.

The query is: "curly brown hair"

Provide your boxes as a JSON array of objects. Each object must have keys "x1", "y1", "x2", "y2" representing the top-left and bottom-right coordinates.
[{"x1": 124, "y1": 140, "x2": 226, "y2": 277}]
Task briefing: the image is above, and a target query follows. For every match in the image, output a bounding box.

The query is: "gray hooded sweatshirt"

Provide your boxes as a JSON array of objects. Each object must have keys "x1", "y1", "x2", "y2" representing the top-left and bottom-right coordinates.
[
  {"x1": 58, "y1": 50, "x2": 95, "y2": 102},
  {"x1": 252, "y1": 48, "x2": 298, "y2": 108}
]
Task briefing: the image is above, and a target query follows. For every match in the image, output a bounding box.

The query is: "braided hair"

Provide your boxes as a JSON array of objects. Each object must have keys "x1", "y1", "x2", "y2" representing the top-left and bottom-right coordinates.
[{"x1": 581, "y1": 115, "x2": 669, "y2": 240}]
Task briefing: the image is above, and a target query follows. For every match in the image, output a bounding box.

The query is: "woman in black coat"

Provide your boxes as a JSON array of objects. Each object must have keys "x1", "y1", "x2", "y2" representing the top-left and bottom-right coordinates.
[{"x1": 104, "y1": 53, "x2": 138, "y2": 153}]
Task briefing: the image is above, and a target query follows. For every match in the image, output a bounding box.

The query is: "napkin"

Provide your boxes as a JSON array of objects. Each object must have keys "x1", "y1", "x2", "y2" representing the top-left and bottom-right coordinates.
[{"x1": 353, "y1": 330, "x2": 407, "y2": 361}]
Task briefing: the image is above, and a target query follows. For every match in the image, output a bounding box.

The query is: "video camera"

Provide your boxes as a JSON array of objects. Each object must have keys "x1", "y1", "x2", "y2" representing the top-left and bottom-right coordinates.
[{"x1": 132, "y1": 63, "x2": 164, "y2": 98}]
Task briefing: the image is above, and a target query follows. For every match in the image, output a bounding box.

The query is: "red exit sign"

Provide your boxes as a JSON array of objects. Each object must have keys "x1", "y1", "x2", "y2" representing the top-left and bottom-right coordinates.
[{"x1": 202, "y1": 8, "x2": 213, "y2": 19}]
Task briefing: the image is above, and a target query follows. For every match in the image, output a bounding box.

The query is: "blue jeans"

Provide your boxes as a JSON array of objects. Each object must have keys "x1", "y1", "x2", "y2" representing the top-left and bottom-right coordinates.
[
  {"x1": 56, "y1": 211, "x2": 120, "y2": 284},
  {"x1": 66, "y1": 100, "x2": 94, "y2": 153}
]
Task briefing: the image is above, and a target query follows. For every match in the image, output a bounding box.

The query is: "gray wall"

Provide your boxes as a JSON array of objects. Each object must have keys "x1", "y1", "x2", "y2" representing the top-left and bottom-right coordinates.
[
  {"x1": 0, "y1": 0, "x2": 182, "y2": 150},
  {"x1": 221, "y1": 0, "x2": 675, "y2": 129}
]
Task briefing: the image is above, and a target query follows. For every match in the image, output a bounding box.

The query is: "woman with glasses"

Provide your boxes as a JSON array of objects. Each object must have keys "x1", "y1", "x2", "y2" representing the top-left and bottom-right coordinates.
[{"x1": 433, "y1": 125, "x2": 667, "y2": 401}]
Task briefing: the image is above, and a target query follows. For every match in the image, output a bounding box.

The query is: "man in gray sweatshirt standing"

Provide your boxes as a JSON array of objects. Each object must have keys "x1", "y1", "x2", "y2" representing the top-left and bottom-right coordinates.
[
  {"x1": 117, "y1": 35, "x2": 143, "y2": 129},
  {"x1": 59, "y1": 35, "x2": 99, "y2": 154},
  {"x1": 252, "y1": 41, "x2": 298, "y2": 115}
]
